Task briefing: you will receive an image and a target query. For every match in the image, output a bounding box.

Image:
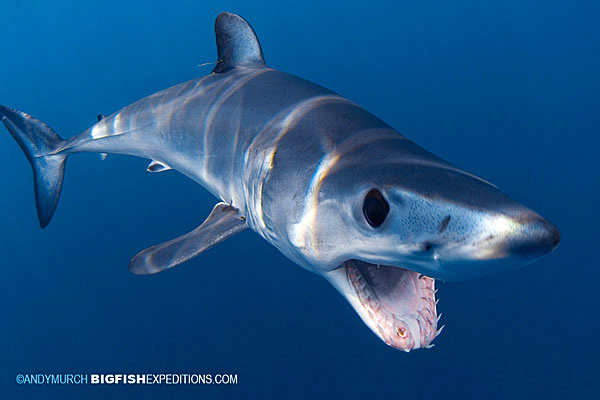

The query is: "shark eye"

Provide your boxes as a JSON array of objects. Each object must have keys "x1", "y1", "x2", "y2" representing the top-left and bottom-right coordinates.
[{"x1": 363, "y1": 189, "x2": 389, "y2": 228}]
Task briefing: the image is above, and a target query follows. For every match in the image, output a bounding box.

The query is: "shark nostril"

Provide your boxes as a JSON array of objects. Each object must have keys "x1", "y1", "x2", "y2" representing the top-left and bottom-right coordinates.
[
  {"x1": 439, "y1": 215, "x2": 451, "y2": 233},
  {"x1": 422, "y1": 242, "x2": 434, "y2": 252}
]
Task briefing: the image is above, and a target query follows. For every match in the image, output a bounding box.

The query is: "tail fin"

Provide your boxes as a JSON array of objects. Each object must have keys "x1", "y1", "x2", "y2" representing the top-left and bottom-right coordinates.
[{"x1": 1, "y1": 105, "x2": 66, "y2": 228}]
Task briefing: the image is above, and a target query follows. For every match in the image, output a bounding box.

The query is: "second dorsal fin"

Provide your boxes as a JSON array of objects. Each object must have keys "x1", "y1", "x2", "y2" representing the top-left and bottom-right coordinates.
[{"x1": 213, "y1": 12, "x2": 266, "y2": 73}]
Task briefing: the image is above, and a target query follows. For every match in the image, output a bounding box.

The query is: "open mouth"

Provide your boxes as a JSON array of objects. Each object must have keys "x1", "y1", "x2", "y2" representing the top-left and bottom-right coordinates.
[{"x1": 343, "y1": 259, "x2": 442, "y2": 351}]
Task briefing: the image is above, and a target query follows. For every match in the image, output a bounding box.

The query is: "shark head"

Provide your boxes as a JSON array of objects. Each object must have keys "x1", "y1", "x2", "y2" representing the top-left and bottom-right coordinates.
[{"x1": 286, "y1": 134, "x2": 559, "y2": 351}]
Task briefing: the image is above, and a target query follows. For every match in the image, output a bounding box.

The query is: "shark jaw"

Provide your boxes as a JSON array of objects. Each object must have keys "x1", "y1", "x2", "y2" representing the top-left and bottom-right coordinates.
[{"x1": 327, "y1": 260, "x2": 442, "y2": 352}]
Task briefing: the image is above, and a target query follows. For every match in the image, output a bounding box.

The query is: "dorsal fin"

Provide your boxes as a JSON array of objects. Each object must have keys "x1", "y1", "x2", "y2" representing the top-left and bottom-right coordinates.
[{"x1": 213, "y1": 12, "x2": 266, "y2": 73}]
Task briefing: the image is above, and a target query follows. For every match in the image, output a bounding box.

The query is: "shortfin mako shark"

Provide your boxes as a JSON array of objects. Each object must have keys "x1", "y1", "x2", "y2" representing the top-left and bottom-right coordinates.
[{"x1": 1, "y1": 12, "x2": 559, "y2": 351}]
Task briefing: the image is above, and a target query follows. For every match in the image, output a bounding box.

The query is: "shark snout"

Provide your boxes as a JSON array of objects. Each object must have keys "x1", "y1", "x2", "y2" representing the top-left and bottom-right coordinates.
[
  {"x1": 500, "y1": 212, "x2": 560, "y2": 259},
  {"x1": 414, "y1": 206, "x2": 560, "y2": 281}
]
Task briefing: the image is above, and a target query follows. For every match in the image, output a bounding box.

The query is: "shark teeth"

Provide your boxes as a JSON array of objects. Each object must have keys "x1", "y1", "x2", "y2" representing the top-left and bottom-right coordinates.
[
  {"x1": 435, "y1": 325, "x2": 445, "y2": 338},
  {"x1": 344, "y1": 260, "x2": 442, "y2": 352}
]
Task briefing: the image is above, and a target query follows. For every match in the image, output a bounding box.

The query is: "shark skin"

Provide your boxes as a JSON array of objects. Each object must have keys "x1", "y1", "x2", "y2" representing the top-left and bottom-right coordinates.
[{"x1": 1, "y1": 12, "x2": 559, "y2": 351}]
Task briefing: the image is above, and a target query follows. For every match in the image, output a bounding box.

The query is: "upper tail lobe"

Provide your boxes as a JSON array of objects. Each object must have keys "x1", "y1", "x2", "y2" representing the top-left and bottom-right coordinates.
[{"x1": 1, "y1": 105, "x2": 66, "y2": 228}]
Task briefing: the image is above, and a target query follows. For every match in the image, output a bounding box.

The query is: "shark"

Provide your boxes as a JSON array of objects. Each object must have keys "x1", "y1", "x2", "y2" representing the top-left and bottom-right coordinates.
[{"x1": 1, "y1": 12, "x2": 559, "y2": 351}]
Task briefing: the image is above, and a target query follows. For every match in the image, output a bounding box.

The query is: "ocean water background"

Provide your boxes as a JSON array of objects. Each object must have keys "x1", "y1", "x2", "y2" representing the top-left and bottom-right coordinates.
[{"x1": 1, "y1": 1, "x2": 598, "y2": 398}]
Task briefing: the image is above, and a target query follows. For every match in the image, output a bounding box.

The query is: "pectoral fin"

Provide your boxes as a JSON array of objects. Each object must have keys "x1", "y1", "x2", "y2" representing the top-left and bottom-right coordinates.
[{"x1": 129, "y1": 202, "x2": 247, "y2": 275}]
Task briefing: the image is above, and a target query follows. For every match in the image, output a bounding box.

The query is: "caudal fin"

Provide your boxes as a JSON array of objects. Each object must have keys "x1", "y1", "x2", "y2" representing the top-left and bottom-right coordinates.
[{"x1": 1, "y1": 105, "x2": 66, "y2": 228}]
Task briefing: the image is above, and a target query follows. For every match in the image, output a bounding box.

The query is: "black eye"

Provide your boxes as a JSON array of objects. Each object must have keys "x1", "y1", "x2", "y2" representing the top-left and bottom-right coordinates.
[{"x1": 363, "y1": 189, "x2": 389, "y2": 227}]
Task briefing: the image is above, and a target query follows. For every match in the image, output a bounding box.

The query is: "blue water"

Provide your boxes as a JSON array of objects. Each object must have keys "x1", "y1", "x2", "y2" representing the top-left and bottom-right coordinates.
[{"x1": 1, "y1": 1, "x2": 598, "y2": 398}]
